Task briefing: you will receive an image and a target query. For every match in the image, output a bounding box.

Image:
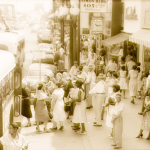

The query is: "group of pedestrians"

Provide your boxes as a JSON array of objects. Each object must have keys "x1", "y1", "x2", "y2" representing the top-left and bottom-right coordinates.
[{"x1": 1, "y1": 44, "x2": 150, "y2": 149}]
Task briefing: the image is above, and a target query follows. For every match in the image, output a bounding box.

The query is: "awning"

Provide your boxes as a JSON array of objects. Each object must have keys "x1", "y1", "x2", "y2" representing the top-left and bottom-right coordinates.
[
  {"x1": 129, "y1": 29, "x2": 150, "y2": 47},
  {"x1": 102, "y1": 33, "x2": 131, "y2": 46}
]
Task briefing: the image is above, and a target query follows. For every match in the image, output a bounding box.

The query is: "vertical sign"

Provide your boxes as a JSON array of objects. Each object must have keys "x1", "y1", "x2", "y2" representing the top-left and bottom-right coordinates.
[{"x1": 80, "y1": 0, "x2": 107, "y2": 13}]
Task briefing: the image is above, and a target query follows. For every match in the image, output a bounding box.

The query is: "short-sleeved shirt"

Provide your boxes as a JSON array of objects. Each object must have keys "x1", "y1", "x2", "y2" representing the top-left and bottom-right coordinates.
[
  {"x1": 113, "y1": 101, "x2": 124, "y2": 116},
  {"x1": 0, "y1": 133, "x2": 26, "y2": 150}
]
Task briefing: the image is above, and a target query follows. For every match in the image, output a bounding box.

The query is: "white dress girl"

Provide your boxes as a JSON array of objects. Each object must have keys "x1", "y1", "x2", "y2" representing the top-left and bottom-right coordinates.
[
  {"x1": 72, "y1": 88, "x2": 86, "y2": 124},
  {"x1": 118, "y1": 70, "x2": 127, "y2": 90},
  {"x1": 52, "y1": 88, "x2": 66, "y2": 122}
]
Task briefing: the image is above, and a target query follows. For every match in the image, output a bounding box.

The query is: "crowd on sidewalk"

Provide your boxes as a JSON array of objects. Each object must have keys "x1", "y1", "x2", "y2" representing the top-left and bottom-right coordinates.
[{"x1": 1, "y1": 40, "x2": 150, "y2": 150}]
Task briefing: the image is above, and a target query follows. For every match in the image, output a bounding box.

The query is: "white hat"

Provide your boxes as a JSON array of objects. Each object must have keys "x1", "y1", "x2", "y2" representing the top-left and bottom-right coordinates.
[{"x1": 98, "y1": 73, "x2": 105, "y2": 79}]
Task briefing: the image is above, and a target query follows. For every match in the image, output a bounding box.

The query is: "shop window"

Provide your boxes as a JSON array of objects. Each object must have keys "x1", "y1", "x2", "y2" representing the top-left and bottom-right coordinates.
[
  {"x1": 14, "y1": 72, "x2": 21, "y2": 90},
  {"x1": 144, "y1": 47, "x2": 150, "y2": 62},
  {"x1": 14, "y1": 96, "x2": 20, "y2": 117}
]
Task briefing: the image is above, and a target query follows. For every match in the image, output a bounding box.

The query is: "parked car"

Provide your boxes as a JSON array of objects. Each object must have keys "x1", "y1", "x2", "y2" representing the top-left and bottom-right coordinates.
[
  {"x1": 24, "y1": 63, "x2": 57, "y2": 91},
  {"x1": 32, "y1": 43, "x2": 55, "y2": 64},
  {"x1": 37, "y1": 29, "x2": 53, "y2": 43}
]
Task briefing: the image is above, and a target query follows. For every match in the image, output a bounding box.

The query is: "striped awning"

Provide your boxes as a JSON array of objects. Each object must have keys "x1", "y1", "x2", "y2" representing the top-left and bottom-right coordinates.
[
  {"x1": 102, "y1": 33, "x2": 131, "y2": 46},
  {"x1": 129, "y1": 29, "x2": 150, "y2": 47}
]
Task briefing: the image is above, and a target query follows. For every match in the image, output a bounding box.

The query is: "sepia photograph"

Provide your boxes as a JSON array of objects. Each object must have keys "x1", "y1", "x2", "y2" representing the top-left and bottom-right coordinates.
[{"x1": 0, "y1": 0, "x2": 150, "y2": 150}]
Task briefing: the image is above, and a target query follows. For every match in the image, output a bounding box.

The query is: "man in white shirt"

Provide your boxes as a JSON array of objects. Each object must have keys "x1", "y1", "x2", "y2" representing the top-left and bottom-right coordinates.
[
  {"x1": 86, "y1": 65, "x2": 96, "y2": 109},
  {"x1": 69, "y1": 60, "x2": 78, "y2": 79},
  {"x1": 106, "y1": 58, "x2": 118, "y2": 73},
  {"x1": 111, "y1": 93, "x2": 124, "y2": 149},
  {"x1": 89, "y1": 73, "x2": 107, "y2": 126}
]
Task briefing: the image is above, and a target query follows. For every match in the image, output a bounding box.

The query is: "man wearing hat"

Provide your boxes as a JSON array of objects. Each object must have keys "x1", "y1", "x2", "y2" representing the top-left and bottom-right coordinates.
[
  {"x1": 89, "y1": 73, "x2": 107, "y2": 126},
  {"x1": 86, "y1": 64, "x2": 96, "y2": 109},
  {"x1": 111, "y1": 93, "x2": 124, "y2": 149}
]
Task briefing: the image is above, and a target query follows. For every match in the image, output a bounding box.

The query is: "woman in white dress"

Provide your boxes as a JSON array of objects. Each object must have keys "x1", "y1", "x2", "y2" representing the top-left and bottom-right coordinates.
[
  {"x1": 51, "y1": 82, "x2": 66, "y2": 130},
  {"x1": 118, "y1": 66, "x2": 127, "y2": 99},
  {"x1": 127, "y1": 65, "x2": 138, "y2": 104},
  {"x1": 72, "y1": 80, "x2": 86, "y2": 134}
]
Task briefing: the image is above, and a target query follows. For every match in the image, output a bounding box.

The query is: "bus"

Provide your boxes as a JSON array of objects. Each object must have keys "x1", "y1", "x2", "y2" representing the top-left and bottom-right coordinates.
[
  {"x1": 0, "y1": 50, "x2": 22, "y2": 138},
  {"x1": 0, "y1": 30, "x2": 25, "y2": 67}
]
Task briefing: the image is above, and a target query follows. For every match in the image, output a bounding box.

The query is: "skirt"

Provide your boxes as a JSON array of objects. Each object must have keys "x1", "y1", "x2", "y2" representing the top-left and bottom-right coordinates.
[
  {"x1": 53, "y1": 99, "x2": 66, "y2": 122},
  {"x1": 141, "y1": 111, "x2": 150, "y2": 131},
  {"x1": 129, "y1": 78, "x2": 137, "y2": 97},
  {"x1": 21, "y1": 98, "x2": 32, "y2": 118},
  {"x1": 35, "y1": 100, "x2": 49, "y2": 122},
  {"x1": 106, "y1": 105, "x2": 115, "y2": 128},
  {"x1": 72, "y1": 101, "x2": 86, "y2": 124},
  {"x1": 118, "y1": 78, "x2": 127, "y2": 90}
]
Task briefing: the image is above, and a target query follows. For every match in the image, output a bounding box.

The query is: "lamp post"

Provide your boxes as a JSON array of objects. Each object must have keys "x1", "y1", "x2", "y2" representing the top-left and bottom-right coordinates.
[{"x1": 70, "y1": 4, "x2": 80, "y2": 66}]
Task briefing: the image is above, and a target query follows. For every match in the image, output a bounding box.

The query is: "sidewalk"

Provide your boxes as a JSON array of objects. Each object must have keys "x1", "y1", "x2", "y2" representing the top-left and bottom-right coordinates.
[{"x1": 20, "y1": 89, "x2": 150, "y2": 150}]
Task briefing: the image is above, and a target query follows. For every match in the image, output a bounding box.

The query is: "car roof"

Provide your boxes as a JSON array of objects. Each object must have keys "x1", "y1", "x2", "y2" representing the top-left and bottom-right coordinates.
[{"x1": 28, "y1": 63, "x2": 56, "y2": 73}]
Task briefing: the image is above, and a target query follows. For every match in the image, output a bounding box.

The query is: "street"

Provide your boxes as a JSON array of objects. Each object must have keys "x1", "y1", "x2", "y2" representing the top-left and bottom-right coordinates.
[{"x1": 20, "y1": 29, "x2": 150, "y2": 150}]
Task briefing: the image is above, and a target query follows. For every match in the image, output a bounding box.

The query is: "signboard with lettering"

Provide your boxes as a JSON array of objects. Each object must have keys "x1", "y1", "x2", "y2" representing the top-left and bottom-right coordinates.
[
  {"x1": 91, "y1": 17, "x2": 103, "y2": 34},
  {"x1": 80, "y1": 0, "x2": 107, "y2": 13},
  {"x1": 144, "y1": 11, "x2": 150, "y2": 27}
]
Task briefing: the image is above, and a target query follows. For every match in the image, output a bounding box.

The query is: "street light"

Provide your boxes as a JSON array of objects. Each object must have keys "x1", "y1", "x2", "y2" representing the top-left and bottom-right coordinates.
[{"x1": 69, "y1": 5, "x2": 80, "y2": 66}]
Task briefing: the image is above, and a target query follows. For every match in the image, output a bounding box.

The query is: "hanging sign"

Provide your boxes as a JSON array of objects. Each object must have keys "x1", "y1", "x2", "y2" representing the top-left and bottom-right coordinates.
[
  {"x1": 91, "y1": 17, "x2": 103, "y2": 34},
  {"x1": 80, "y1": 0, "x2": 107, "y2": 13}
]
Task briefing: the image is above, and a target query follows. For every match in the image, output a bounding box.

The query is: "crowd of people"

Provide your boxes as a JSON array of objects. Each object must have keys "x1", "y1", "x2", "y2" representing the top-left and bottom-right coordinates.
[{"x1": 1, "y1": 41, "x2": 150, "y2": 149}]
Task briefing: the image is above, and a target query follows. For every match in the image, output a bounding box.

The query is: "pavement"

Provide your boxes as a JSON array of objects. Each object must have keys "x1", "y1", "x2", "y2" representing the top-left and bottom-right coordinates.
[
  {"x1": 20, "y1": 28, "x2": 150, "y2": 150},
  {"x1": 20, "y1": 90, "x2": 150, "y2": 150}
]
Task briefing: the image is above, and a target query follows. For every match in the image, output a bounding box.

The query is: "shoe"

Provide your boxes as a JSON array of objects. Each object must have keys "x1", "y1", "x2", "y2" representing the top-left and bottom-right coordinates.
[
  {"x1": 36, "y1": 127, "x2": 42, "y2": 132},
  {"x1": 93, "y1": 122, "x2": 97, "y2": 124},
  {"x1": 138, "y1": 96, "x2": 141, "y2": 99},
  {"x1": 93, "y1": 124, "x2": 102, "y2": 127},
  {"x1": 138, "y1": 112, "x2": 143, "y2": 115},
  {"x1": 111, "y1": 144, "x2": 116, "y2": 146},
  {"x1": 136, "y1": 134, "x2": 143, "y2": 138},
  {"x1": 44, "y1": 128, "x2": 50, "y2": 133},
  {"x1": 72, "y1": 127, "x2": 80, "y2": 130},
  {"x1": 86, "y1": 107, "x2": 91, "y2": 109},
  {"x1": 50, "y1": 127, "x2": 57, "y2": 130},
  {"x1": 78, "y1": 131, "x2": 86, "y2": 135},
  {"x1": 59, "y1": 126, "x2": 64, "y2": 130},
  {"x1": 114, "y1": 146, "x2": 121, "y2": 149},
  {"x1": 146, "y1": 135, "x2": 150, "y2": 140},
  {"x1": 25, "y1": 123, "x2": 31, "y2": 127},
  {"x1": 131, "y1": 100, "x2": 135, "y2": 104}
]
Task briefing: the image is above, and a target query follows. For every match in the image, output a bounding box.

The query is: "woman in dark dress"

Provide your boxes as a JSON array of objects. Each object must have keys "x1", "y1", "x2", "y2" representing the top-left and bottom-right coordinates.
[{"x1": 21, "y1": 81, "x2": 32, "y2": 127}]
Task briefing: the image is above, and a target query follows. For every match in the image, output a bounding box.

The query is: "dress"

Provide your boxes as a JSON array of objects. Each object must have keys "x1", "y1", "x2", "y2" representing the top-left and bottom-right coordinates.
[
  {"x1": 137, "y1": 72, "x2": 142, "y2": 91},
  {"x1": 141, "y1": 99, "x2": 150, "y2": 131},
  {"x1": 0, "y1": 133, "x2": 27, "y2": 150},
  {"x1": 35, "y1": 90, "x2": 49, "y2": 122},
  {"x1": 118, "y1": 70, "x2": 127, "y2": 90},
  {"x1": 72, "y1": 88, "x2": 86, "y2": 123},
  {"x1": 129, "y1": 70, "x2": 138, "y2": 97},
  {"x1": 21, "y1": 87, "x2": 32, "y2": 118},
  {"x1": 52, "y1": 88, "x2": 66, "y2": 122},
  {"x1": 107, "y1": 78, "x2": 118, "y2": 97}
]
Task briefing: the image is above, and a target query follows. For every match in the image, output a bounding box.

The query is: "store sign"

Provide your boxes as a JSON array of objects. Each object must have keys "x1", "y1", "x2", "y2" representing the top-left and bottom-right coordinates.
[
  {"x1": 144, "y1": 10, "x2": 150, "y2": 27},
  {"x1": 91, "y1": 17, "x2": 103, "y2": 34},
  {"x1": 80, "y1": 0, "x2": 107, "y2": 13},
  {"x1": 125, "y1": 6, "x2": 138, "y2": 20}
]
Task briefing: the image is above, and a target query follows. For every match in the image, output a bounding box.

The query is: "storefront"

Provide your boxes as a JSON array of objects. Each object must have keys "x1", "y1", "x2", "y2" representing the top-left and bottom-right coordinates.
[
  {"x1": 129, "y1": 29, "x2": 150, "y2": 69},
  {"x1": 101, "y1": 32, "x2": 131, "y2": 63},
  {"x1": 128, "y1": 0, "x2": 150, "y2": 69}
]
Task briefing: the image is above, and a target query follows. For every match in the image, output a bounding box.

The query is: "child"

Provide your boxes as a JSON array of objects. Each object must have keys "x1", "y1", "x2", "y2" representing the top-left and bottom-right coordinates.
[{"x1": 118, "y1": 66, "x2": 127, "y2": 99}]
